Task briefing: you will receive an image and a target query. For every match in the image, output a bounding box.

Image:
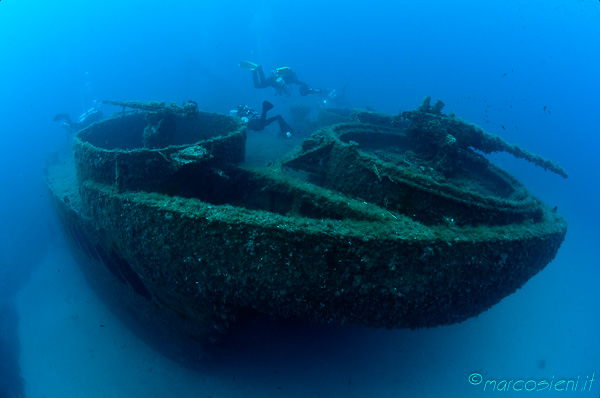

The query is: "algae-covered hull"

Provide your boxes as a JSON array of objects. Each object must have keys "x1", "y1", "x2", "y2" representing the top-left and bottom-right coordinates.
[{"x1": 46, "y1": 100, "x2": 567, "y2": 348}]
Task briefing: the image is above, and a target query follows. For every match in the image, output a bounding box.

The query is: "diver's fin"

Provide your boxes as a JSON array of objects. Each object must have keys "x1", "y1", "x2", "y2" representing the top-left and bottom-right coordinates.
[
  {"x1": 53, "y1": 113, "x2": 73, "y2": 125},
  {"x1": 239, "y1": 61, "x2": 259, "y2": 71},
  {"x1": 262, "y1": 101, "x2": 274, "y2": 112}
]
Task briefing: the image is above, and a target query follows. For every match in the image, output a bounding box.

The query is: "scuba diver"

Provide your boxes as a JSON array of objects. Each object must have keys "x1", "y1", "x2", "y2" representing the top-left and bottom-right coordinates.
[
  {"x1": 232, "y1": 100, "x2": 294, "y2": 138},
  {"x1": 319, "y1": 84, "x2": 352, "y2": 109},
  {"x1": 53, "y1": 106, "x2": 103, "y2": 132},
  {"x1": 240, "y1": 61, "x2": 323, "y2": 97}
]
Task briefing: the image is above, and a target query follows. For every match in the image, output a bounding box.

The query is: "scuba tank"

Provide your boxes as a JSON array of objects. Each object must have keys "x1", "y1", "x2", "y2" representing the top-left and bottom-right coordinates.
[
  {"x1": 275, "y1": 66, "x2": 293, "y2": 78},
  {"x1": 77, "y1": 107, "x2": 99, "y2": 123}
]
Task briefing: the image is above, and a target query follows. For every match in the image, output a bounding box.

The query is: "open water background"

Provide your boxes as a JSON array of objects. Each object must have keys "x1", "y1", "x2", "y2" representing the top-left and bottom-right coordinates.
[{"x1": 1, "y1": 0, "x2": 599, "y2": 396}]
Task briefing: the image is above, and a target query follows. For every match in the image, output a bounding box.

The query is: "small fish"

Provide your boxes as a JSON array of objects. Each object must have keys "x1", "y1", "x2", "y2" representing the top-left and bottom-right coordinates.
[
  {"x1": 501, "y1": 125, "x2": 506, "y2": 130},
  {"x1": 543, "y1": 105, "x2": 547, "y2": 112}
]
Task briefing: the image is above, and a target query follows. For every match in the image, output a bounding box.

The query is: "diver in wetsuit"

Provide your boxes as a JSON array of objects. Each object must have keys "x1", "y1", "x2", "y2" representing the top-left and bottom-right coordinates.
[
  {"x1": 53, "y1": 106, "x2": 103, "y2": 132},
  {"x1": 233, "y1": 100, "x2": 294, "y2": 138},
  {"x1": 240, "y1": 61, "x2": 323, "y2": 97}
]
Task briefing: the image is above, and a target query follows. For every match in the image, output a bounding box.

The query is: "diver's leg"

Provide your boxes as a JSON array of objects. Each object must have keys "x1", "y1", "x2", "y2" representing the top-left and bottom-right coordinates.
[
  {"x1": 264, "y1": 116, "x2": 277, "y2": 127},
  {"x1": 260, "y1": 106, "x2": 268, "y2": 123},
  {"x1": 265, "y1": 115, "x2": 293, "y2": 135},
  {"x1": 253, "y1": 65, "x2": 269, "y2": 88},
  {"x1": 260, "y1": 100, "x2": 275, "y2": 123},
  {"x1": 252, "y1": 69, "x2": 260, "y2": 88}
]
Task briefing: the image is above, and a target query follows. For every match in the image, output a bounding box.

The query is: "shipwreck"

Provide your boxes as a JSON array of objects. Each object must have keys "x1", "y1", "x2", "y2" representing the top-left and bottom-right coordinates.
[{"x1": 45, "y1": 98, "x2": 567, "y2": 359}]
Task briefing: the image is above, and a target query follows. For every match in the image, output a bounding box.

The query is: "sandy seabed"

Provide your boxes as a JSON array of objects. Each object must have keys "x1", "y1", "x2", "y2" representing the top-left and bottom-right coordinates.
[{"x1": 16, "y1": 243, "x2": 224, "y2": 398}]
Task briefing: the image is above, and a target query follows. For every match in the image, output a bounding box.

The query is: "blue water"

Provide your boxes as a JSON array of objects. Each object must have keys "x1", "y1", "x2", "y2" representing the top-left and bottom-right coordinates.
[{"x1": 1, "y1": 0, "x2": 599, "y2": 396}]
